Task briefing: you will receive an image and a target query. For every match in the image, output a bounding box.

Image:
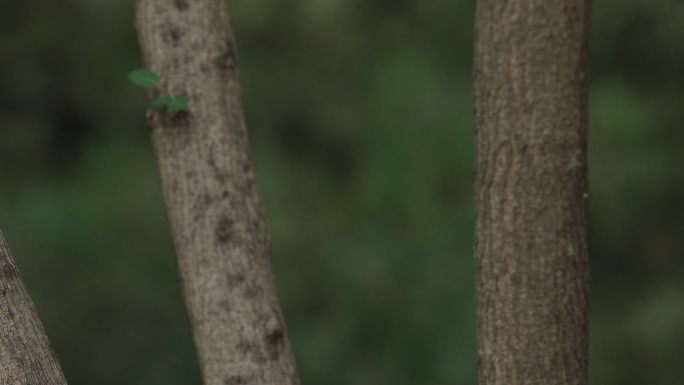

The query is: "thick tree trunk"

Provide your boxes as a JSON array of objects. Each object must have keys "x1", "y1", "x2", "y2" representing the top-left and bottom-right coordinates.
[
  {"x1": 0, "y1": 230, "x2": 67, "y2": 384},
  {"x1": 134, "y1": 1, "x2": 299, "y2": 385},
  {"x1": 473, "y1": 1, "x2": 591, "y2": 384}
]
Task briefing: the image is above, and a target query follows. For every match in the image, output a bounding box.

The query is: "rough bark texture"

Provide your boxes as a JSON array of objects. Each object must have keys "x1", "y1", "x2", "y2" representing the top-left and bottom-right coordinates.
[
  {"x1": 473, "y1": 1, "x2": 591, "y2": 384},
  {"x1": 134, "y1": 1, "x2": 299, "y2": 385},
  {"x1": 0, "y1": 230, "x2": 67, "y2": 384}
]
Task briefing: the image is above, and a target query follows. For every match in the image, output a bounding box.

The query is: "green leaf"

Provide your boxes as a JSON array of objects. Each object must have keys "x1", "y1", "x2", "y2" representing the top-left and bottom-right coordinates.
[
  {"x1": 150, "y1": 94, "x2": 188, "y2": 110},
  {"x1": 128, "y1": 69, "x2": 160, "y2": 87},
  {"x1": 166, "y1": 94, "x2": 188, "y2": 110},
  {"x1": 150, "y1": 95, "x2": 173, "y2": 107},
  {"x1": 150, "y1": 95, "x2": 172, "y2": 107}
]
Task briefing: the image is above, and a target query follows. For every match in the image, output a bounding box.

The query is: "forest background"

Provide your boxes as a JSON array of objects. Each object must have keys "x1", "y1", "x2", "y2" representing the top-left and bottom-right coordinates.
[{"x1": 1, "y1": 0, "x2": 683, "y2": 384}]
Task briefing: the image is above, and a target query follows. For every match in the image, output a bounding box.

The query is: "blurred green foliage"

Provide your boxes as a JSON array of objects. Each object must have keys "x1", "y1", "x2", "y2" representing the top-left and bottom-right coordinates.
[{"x1": 1, "y1": 0, "x2": 684, "y2": 384}]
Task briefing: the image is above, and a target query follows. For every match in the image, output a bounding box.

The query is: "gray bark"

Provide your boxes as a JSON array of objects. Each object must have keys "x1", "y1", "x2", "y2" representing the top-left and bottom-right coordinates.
[
  {"x1": 473, "y1": 1, "x2": 592, "y2": 384},
  {"x1": 0, "y1": 230, "x2": 67, "y2": 384},
  {"x1": 134, "y1": 1, "x2": 300, "y2": 385}
]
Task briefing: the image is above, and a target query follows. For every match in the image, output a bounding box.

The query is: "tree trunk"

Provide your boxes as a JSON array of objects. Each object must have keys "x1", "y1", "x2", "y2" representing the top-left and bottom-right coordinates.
[
  {"x1": 0, "y1": 230, "x2": 67, "y2": 384},
  {"x1": 473, "y1": 1, "x2": 591, "y2": 384},
  {"x1": 134, "y1": 1, "x2": 300, "y2": 385}
]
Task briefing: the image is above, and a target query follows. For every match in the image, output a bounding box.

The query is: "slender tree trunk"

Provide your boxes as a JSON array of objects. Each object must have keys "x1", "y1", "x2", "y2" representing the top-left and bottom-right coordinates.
[
  {"x1": 134, "y1": 1, "x2": 299, "y2": 385},
  {"x1": 0, "y1": 230, "x2": 67, "y2": 384},
  {"x1": 473, "y1": 1, "x2": 591, "y2": 384}
]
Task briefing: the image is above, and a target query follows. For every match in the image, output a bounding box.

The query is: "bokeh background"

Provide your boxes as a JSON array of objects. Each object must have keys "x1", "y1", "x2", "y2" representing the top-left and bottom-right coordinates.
[{"x1": 1, "y1": 0, "x2": 684, "y2": 384}]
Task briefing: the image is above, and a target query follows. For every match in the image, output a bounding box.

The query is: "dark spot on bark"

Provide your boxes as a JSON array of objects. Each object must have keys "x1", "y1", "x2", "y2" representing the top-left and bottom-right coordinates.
[
  {"x1": 265, "y1": 318, "x2": 285, "y2": 360},
  {"x1": 224, "y1": 374, "x2": 245, "y2": 385},
  {"x1": 160, "y1": 109, "x2": 191, "y2": 128},
  {"x1": 215, "y1": 49, "x2": 237, "y2": 71},
  {"x1": 510, "y1": 272, "x2": 521, "y2": 286},
  {"x1": 219, "y1": 298, "x2": 231, "y2": 313},
  {"x1": 244, "y1": 283, "x2": 263, "y2": 300},
  {"x1": 169, "y1": 27, "x2": 183, "y2": 43},
  {"x1": 192, "y1": 194, "x2": 212, "y2": 221},
  {"x1": 267, "y1": 326, "x2": 283, "y2": 342},
  {"x1": 173, "y1": 0, "x2": 189, "y2": 11},
  {"x1": 222, "y1": 190, "x2": 229, "y2": 199},
  {"x1": 225, "y1": 373, "x2": 255, "y2": 385},
  {"x1": 172, "y1": 109, "x2": 190, "y2": 124},
  {"x1": 226, "y1": 272, "x2": 245, "y2": 289},
  {"x1": 207, "y1": 152, "x2": 230, "y2": 182},
  {"x1": 236, "y1": 339, "x2": 266, "y2": 363},
  {"x1": 236, "y1": 339, "x2": 255, "y2": 355},
  {"x1": 216, "y1": 216, "x2": 235, "y2": 243},
  {"x1": 1, "y1": 261, "x2": 18, "y2": 280},
  {"x1": 161, "y1": 25, "x2": 184, "y2": 47}
]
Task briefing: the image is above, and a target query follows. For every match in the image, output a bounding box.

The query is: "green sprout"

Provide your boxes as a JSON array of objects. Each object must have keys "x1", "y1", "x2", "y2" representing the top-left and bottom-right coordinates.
[{"x1": 128, "y1": 69, "x2": 188, "y2": 111}]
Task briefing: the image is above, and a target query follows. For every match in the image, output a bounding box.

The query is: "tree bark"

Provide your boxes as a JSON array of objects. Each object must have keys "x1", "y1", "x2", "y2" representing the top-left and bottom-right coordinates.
[
  {"x1": 134, "y1": 1, "x2": 299, "y2": 385},
  {"x1": 473, "y1": 1, "x2": 591, "y2": 384},
  {"x1": 0, "y1": 230, "x2": 67, "y2": 384}
]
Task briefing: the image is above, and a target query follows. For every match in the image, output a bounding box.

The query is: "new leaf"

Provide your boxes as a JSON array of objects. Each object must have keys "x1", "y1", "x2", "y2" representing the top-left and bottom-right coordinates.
[
  {"x1": 151, "y1": 94, "x2": 188, "y2": 111},
  {"x1": 128, "y1": 69, "x2": 161, "y2": 87}
]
